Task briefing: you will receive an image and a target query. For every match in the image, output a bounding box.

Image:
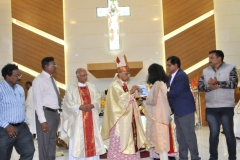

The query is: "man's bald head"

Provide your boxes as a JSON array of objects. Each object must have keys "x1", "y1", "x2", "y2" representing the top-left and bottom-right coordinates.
[
  {"x1": 76, "y1": 68, "x2": 86, "y2": 75},
  {"x1": 76, "y1": 68, "x2": 88, "y2": 83}
]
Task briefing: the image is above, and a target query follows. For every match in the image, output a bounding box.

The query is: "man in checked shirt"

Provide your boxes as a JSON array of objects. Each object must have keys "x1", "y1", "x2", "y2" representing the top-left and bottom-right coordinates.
[{"x1": 198, "y1": 50, "x2": 238, "y2": 160}]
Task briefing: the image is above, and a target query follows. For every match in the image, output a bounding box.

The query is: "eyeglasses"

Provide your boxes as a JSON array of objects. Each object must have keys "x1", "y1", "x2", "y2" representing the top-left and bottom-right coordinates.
[
  {"x1": 77, "y1": 74, "x2": 88, "y2": 77},
  {"x1": 122, "y1": 72, "x2": 131, "y2": 76},
  {"x1": 166, "y1": 64, "x2": 172, "y2": 67},
  {"x1": 13, "y1": 74, "x2": 22, "y2": 79},
  {"x1": 48, "y1": 64, "x2": 57, "y2": 67}
]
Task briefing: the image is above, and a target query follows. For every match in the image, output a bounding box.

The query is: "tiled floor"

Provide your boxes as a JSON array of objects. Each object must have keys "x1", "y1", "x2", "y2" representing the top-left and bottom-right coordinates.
[{"x1": 11, "y1": 126, "x2": 240, "y2": 160}]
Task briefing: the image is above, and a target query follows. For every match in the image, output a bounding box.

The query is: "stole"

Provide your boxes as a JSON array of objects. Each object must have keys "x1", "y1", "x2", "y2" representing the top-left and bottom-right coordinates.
[
  {"x1": 168, "y1": 122, "x2": 178, "y2": 154},
  {"x1": 122, "y1": 83, "x2": 138, "y2": 152},
  {"x1": 78, "y1": 86, "x2": 96, "y2": 157}
]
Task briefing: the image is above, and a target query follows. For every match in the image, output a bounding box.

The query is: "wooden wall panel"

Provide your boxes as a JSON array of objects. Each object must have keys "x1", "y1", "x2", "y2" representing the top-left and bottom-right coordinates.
[
  {"x1": 165, "y1": 16, "x2": 215, "y2": 71},
  {"x1": 199, "y1": 92, "x2": 207, "y2": 126},
  {"x1": 188, "y1": 64, "x2": 209, "y2": 81},
  {"x1": 18, "y1": 71, "x2": 35, "y2": 98},
  {"x1": 163, "y1": 0, "x2": 215, "y2": 126},
  {"x1": 19, "y1": 71, "x2": 65, "y2": 100},
  {"x1": 11, "y1": 0, "x2": 63, "y2": 39},
  {"x1": 12, "y1": 24, "x2": 65, "y2": 84},
  {"x1": 12, "y1": 0, "x2": 65, "y2": 96},
  {"x1": 235, "y1": 87, "x2": 240, "y2": 103},
  {"x1": 162, "y1": 0, "x2": 214, "y2": 35}
]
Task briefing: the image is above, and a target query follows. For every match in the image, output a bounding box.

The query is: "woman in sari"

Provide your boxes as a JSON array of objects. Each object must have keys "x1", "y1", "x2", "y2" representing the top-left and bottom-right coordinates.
[{"x1": 143, "y1": 63, "x2": 172, "y2": 160}]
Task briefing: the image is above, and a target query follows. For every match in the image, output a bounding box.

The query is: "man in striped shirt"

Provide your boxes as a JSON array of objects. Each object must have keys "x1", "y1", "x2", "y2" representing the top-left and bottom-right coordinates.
[{"x1": 0, "y1": 63, "x2": 35, "y2": 160}]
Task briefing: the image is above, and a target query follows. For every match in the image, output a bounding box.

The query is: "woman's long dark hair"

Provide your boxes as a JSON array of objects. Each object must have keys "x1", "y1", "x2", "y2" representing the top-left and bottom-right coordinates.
[{"x1": 147, "y1": 63, "x2": 168, "y2": 84}]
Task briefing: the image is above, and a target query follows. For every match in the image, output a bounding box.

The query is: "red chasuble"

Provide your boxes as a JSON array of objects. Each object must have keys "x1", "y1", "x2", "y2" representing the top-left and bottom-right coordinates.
[{"x1": 78, "y1": 86, "x2": 96, "y2": 157}]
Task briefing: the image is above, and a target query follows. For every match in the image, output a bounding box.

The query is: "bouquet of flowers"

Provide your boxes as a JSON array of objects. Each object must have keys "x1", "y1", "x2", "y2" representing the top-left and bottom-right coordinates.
[
  {"x1": 190, "y1": 76, "x2": 199, "y2": 91},
  {"x1": 99, "y1": 90, "x2": 107, "y2": 115},
  {"x1": 100, "y1": 95, "x2": 106, "y2": 113}
]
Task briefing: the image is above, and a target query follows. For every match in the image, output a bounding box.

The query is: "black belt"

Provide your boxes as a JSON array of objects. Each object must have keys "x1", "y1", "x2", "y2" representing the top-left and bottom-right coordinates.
[
  {"x1": 44, "y1": 107, "x2": 58, "y2": 112},
  {"x1": 10, "y1": 122, "x2": 23, "y2": 126}
]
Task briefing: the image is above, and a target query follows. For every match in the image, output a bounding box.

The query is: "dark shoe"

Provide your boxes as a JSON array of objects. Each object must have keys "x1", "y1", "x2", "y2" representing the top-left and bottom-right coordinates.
[
  {"x1": 209, "y1": 157, "x2": 218, "y2": 160},
  {"x1": 153, "y1": 158, "x2": 160, "y2": 160},
  {"x1": 168, "y1": 156, "x2": 176, "y2": 160}
]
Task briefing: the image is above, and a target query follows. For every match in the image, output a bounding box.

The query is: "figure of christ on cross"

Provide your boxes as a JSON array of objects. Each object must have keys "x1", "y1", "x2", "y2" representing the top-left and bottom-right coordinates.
[{"x1": 97, "y1": 0, "x2": 130, "y2": 50}]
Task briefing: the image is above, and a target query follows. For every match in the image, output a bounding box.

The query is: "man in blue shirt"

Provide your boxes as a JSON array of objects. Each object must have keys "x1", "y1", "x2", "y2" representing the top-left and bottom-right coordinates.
[{"x1": 0, "y1": 63, "x2": 35, "y2": 160}]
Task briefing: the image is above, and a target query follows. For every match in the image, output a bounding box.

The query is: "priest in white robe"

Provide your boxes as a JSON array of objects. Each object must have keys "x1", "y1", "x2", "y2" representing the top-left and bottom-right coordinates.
[
  {"x1": 62, "y1": 68, "x2": 106, "y2": 160},
  {"x1": 25, "y1": 86, "x2": 36, "y2": 137}
]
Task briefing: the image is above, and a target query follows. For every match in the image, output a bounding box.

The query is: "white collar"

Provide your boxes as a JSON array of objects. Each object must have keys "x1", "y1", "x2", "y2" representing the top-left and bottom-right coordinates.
[
  {"x1": 78, "y1": 82, "x2": 86, "y2": 87},
  {"x1": 172, "y1": 69, "x2": 179, "y2": 76},
  {"x1": 121, "y1": 80, "x2": 128, "y2": 86},
  {"x1": 42, "y1": 70, "x2": 51, "y2": 78}
]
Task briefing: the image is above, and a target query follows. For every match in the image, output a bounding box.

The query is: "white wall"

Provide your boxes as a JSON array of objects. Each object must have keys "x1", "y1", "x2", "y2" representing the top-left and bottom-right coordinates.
[
  {"x1": 63, "y1": 0, "x2": 165, "y2": 92},
  {"x1": 1, "y1": 0, "x2": 239, "y2": 89},
  {"x1": 214, "y1": 0, "x2": 240, "y2": 68},
  {"x1": 0, "y1": 0, "x2": 13, "y2": 80}
]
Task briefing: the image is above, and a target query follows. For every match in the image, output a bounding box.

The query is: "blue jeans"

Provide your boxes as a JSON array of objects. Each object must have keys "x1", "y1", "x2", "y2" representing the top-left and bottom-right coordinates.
[{"x1": 206, "y1": 107, "x2": 236, "y2": 160}]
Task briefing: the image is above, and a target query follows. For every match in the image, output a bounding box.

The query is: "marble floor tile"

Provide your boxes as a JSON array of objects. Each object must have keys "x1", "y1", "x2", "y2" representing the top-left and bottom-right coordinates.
[{"x1": 11, "y1": 126, "x2": 240, "y2": 160}]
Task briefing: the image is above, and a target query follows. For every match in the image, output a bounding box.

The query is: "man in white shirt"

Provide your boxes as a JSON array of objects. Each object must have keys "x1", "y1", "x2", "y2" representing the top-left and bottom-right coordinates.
[
  {"x1": 62, "y1": 68, "x2": 106, "y2": 160},
  {"x1": 32, "y1": 57, "x2": 61, "y2": 160}
]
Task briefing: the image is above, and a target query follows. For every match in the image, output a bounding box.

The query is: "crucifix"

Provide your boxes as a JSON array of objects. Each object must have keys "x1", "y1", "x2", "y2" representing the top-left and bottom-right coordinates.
[{"x1": 97, "y1": 0, "x2": 130, "y2": 50}]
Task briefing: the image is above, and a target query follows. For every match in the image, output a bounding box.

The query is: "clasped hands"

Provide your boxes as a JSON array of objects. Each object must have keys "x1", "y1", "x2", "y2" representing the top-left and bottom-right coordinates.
[
  {"x1": 79, "y1": 104, "x2": 94, "y2": 112},
  {"x1": 208, "y1": 77, "x2": 220, "y2": 90}
]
